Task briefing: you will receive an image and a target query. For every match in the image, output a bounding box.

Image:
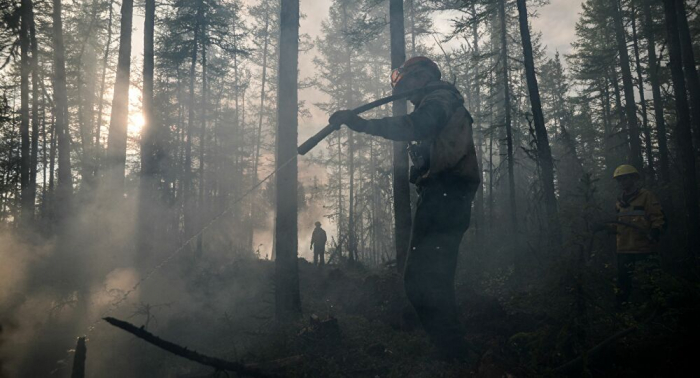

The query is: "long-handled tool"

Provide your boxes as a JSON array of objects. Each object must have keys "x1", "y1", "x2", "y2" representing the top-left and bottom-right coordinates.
[{"x1": 297, "y1": 83, "x2": 454, "y2": 155}]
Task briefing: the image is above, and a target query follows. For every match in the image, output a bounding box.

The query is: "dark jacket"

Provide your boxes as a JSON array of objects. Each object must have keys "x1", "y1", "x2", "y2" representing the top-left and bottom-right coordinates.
[{"x1": 360, "y1": 81, "x2": 480, "y2": 192}]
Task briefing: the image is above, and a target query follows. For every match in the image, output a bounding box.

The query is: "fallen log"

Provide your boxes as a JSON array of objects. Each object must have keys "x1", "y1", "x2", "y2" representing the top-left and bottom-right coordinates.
[{"x1": 103, "y1": 317, "x2": 278, "y2": 378}]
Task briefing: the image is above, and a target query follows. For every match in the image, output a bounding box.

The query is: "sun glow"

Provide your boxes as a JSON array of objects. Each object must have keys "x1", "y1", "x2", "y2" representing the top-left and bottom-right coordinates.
[{"x1": 129, "y1": 113, "x2": 146, "y2": 135}]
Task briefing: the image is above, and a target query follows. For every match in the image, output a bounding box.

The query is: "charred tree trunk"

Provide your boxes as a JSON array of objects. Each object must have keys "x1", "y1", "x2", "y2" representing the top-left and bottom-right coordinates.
[
  {"x1": 20, "y1": 0, "x2": 31, "y2": 221},
  {"x1": 662, "y1": 0, "x2": 700, "y2": 259},
  {"x1": 516, "y1": 0, "x2": 559, "y2": 241},
  {"x1": 94, "y1": 0, "x2": 115, "y2": 177},
  {"x1": 471, "y1": 3, "x2": 485, "y2": 242},
  {"x1": 498, "y1": 0, "x2": 518, "y2": 233},
  {"x1": 52, "y1": 0, "x2": 72, "y2": 213},
  {"x1": 29, "y1": 0, "x2": 39, "y2": 211},
  {"x1": 630, "y1": 3, "x2": 654, "y2": 179},
  {"x1": 249, "y1": 7, "x2": 271, "y2": 252},
  {"x1": 184, "y1": 4, "x2": 203, "y2": 240},
  {"x1": 674, "y1": 0, "x2": 700, "y2": 151},
  {"x1": 137, "y1": 0, "x2": 158, "y2": 262},
  {"x1": 105, "y1": 0, "x2": 133, "y2": 191},
  {"x1": 389, "y1": 0, "x2": 411, "y2": 272},
  {"x1": 643, "y1": 0, "x2": 670, "y2": 182},
  {"x1": 612, "y1": 0, "x2": 644, "y2": 169},
  {"x1": 197, "y1": 28, "x2": 207, "y2": 256},
  {"x1": 70, "y1": 337, "x2": 87, "y2": 378},
  {"x1": 275, "y1": 0, "x2": 301, "y2": 321}
]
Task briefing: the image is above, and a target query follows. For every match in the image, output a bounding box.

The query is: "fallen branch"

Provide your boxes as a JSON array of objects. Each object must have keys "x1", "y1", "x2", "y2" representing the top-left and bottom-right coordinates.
[{"x1": 103, "y1": 317, "x2": 278, "y2": 378}]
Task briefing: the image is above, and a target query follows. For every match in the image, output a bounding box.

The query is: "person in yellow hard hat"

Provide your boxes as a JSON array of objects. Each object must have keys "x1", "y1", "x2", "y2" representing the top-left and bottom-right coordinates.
[
  {"x1": 609, "y1": 165, "x2": 665, "y2": 306},
  {"x1": 329, "y1": 56, "x2": 480, "y2": 362}
]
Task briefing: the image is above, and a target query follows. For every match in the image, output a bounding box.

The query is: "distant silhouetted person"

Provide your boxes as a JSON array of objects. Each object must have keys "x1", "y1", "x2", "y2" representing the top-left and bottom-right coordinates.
[{"x1": 310, "y1": 221, "x2": 327, "y2": 266}]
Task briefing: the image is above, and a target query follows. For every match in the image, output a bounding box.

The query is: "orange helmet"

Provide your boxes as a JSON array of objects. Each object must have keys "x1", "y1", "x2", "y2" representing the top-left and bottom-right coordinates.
[{"x1": 390, "y1": 56, "x2": 442, "y2": 88}]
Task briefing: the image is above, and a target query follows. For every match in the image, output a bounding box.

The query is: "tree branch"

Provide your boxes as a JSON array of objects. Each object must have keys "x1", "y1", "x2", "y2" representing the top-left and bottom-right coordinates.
[{"x1": 103, "y1": 317, "x2": 278, "y2": 378}]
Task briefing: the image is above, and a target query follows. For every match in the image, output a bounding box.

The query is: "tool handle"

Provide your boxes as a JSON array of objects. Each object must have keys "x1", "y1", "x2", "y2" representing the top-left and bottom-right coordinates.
[
  {"x1": 297, "y1": 123, "x2": 341, "y2": 155},
  {"x1": 297, "y1": 83, "x2": 454, "y2": 156}
]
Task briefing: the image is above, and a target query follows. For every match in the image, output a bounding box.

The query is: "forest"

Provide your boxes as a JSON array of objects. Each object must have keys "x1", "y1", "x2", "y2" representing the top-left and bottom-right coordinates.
[{"x1": 0, "y1": 0, "x2": 699, "y2": 376}]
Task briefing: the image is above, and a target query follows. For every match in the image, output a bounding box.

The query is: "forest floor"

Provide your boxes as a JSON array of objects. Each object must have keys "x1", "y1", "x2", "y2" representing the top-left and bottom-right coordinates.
[{"x1": 82, "y1": 253, "x2": 700, "y2": 378}]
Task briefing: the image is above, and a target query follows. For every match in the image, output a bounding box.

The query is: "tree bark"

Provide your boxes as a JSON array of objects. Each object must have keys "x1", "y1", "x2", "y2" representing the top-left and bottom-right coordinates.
[
  {"x1": 630, "y1": 2, "x2": 654, "y2": 178},
  {"x1": 662, "y1": 0, "x2": 700, "y2": 259},
  {"x1": 29, "y1": 0, "x2": 39, "y2": 211},
  {"x1": 471, "y1": 2, "x2": 485, "y2": 242},
  {"x1": 498, "y1": 0, "x2": 518, "y2": 233},
  {"x1": 137, "y1": 0, "x2": 157, "y2": 263},
  {"x1": 105, "y1": 0, "x2": 133, "y2": 191},
  {"x1": 20, "y1": 0, "x2": 31, "y2": 221},
  {"x1": 197, "y1": 25, "x2": 207, "y2": 256},
  {"x1": 516, "y1": 0, "x2": 559, "y2": 240},
  {"x1": 94, "y1": 0, "x2": 115, "y2": 177},
  {"x1": 52, "y1": 0, "x2": 72, "y2": 213},
  {"x1": 674, "y1": 0, "x2": 700, "y2": 151},
  {"x1": 612, "y1": 0, "x2": 644, "y2": 169},
  {"x1": 275, "y1": 0, "x2": 301, "y2": 321},
  {"x1": 389, "y1": 0, "x2": 412, "y2": 272},
  {"x1": 642, "y1": 0, "x2": 670, "y2": 182}
]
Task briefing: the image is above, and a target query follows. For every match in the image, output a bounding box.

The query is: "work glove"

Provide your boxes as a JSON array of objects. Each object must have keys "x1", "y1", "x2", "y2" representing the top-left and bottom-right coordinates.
[
  {"x1": 649, "y1": 228, "x2": 661, "y2": 243},
  {"x1": 329, "y1": 110, "x2": 367, "y2": 132}
]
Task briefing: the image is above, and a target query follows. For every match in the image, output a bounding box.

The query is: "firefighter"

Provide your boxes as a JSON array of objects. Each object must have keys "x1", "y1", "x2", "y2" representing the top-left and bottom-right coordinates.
[
  {"x1": 609, "y1": 164, "x2": 665, "y2": 306},
  {"x1": 310, "y1": 221, "x2": 327, "y2": 266},
  {"x1": 329, "y1": 56, "x2": 480, "y2": 361}
]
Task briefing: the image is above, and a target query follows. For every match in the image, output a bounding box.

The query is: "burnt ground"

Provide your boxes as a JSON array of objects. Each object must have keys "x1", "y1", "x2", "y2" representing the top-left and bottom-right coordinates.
[{"x1": 43, "y1": 254, "x2": 696, "y2": 378}]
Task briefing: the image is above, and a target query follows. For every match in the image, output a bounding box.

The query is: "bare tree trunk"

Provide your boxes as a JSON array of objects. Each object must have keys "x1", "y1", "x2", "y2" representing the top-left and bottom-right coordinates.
[
  {"x1": 249, "y1": 7, "x2": 271, "y2": 252},
  {"x1": 389, "y1": 0, "x2": 411, "y2": 272},
  {"x1": 184, "y1": 4, "x2": 203, "y2": 240},
  {"x1": 105, "y1": 0, "x2": 134, "y2": 191},
  {"x1": 498, "y1": 0, "x2": 518, "y2": 233},
  {"x1": 29, "y1": 0, "x2": 39, "y2": 211},
  {"x1": 630, "y1": 2, "x2": 654, "y2": 179},
  {"x1": 642, "y1": 0, "x2": 670, "y2": 182},
  {"x1": 663, "y1": 0, "x2": 700, "y2": 259},
  {"x1": 471, "y1": 2, "x2": 485, "y2": 242},
  {"x1": 94, "y1": 0, "x2": 115, "y2": 178},
  {"x1": 612, "y1": 0, "x2": 644, "y2": 169},
  {"x1": 20, "y1": 0, "x2": 31, "y2": 221},
  {"x1": 52, "y1": 0, "x2": 72, "y2": 213},
  {"x1": 674, "y1": 0, "x2": 700, "y2": 151},
  {"x1": 197, "y1": 27, "x2": 207, "y2": 256},
  {"x1": 137, "y1": 0, "x2": 157, "y2": 263},
  {"x1": 275, "y1": 0, "x2": 301, "y2": 321},
  {"x1": 516, "y1": 0, "x2": 559, "y2": 241}
]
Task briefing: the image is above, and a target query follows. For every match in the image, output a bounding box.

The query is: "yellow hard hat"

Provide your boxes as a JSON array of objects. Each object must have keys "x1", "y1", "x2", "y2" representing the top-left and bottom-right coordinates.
[{"x1": 613, "y1": 164, "x2": 639, "y2": 178}]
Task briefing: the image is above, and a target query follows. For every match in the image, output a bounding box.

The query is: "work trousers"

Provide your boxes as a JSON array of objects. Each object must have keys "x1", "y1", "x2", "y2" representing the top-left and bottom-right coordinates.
[
  {"x1": 314, "y1": 246, "x2": 325, "y2": 266},
  {"x1": 404, "y1": 180, "x2": 472, "y2": 359},
  {"x1": 616, "y1": 252, "x2": 656, "y2": 306}
]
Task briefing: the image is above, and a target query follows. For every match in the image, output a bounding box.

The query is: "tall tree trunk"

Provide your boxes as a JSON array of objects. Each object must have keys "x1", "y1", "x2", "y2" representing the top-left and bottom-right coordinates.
[
  {"x1": 275, "y1": 0, "x2": 301, "y2": 321},
  {"x1": 184, "y1": 4, "x2": 203, "y2": 240},
  {"x1": 342, "y1": 3, "x2": 357, "y2": 262},
  {"x1": 674, "y1": 0, "x2": 700, "y2": 151},
  {"x1": 498, "y1": 0, "x2": 518, "y2": 233},
  {"x1": 52, "y1": 0, "x2": 72, "y2": 213},
  {"x1": 663, "y1": 0, "x2": 700, "y2": 259},
  {"x1": 29, "y1": 0, "x2": 39, "y2": 211},
  {"x1": 249, "y1": 7, "x2": 270, "y2": 252},
  {"x1": 612, "y1": 0, "x2": 644, "y2": 169},
  {"x1": 516, "y1": 0, "x2": 559, "y2": 241},
  {"x1": 389, "y1": 0, "x2": 411, "y2": 272},
  {"x1": 105, "y1": 0, "x2": 133, "y2": 191},
  {"x1": 643, "y1": 0, "x2": 670, "y2": 182},
  {"x1": 137, "y1": 0, "x2": 157, "y2": 263},
  {"x1": 196, "y1": 27, "x2": 207, "y2": 256},
  {"x1": 20, "y1": 0, "x2": 31, "y2": 221},
  {"x1": 94, "y1": 0, "x2": 115, "y2": 177},
  {"x1": 471, "y1": 3, "x2": 485, "y2": 242},
  {"x1": 630, "y1": 2, "x2": 654, "y2": 179}
]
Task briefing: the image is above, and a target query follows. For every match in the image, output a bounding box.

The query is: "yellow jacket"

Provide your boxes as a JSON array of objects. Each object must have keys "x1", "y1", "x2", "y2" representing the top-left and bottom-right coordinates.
[{"x1": 614, "y1": 188, "x2": 665, "y2": 253}]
